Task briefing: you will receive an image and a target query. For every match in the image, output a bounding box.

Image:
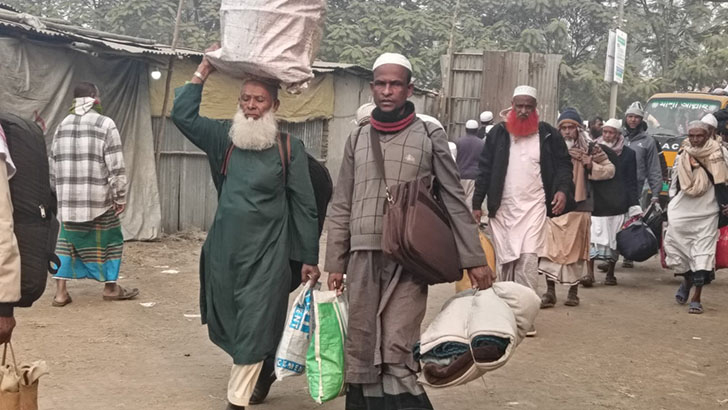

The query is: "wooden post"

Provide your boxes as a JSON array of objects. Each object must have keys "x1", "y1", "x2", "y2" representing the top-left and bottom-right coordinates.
[
  {"x1": 155, "y1": 0, "x2": 185, "y2": 169},
  {"x1": 439, "y1": 0, "x2": 461, "y2": 140}
]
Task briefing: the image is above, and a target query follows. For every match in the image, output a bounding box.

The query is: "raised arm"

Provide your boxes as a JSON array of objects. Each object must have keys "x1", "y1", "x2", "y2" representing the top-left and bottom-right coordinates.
[{"x1": 170, "y1": 44, "x2": 229, "y2": 166}]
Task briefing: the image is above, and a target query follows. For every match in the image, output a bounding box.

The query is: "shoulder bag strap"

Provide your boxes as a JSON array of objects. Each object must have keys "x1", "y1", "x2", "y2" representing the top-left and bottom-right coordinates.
[
  {"x1": 277, "y1": 132, "x2": 289, "y2": 186},
  {"x1": 368, "y1": 126, "x2": 392, "y2": 202},
  {"x1": 221, "y1": 143, "x2": 235, "y2": 177}
]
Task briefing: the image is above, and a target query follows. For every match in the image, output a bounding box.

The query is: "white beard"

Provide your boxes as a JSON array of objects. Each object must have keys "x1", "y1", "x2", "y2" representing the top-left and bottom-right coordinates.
[
  {"x1": 229, "y1": 109, "x2": 278, "y2": 151},
  {"x1": 565, "y1": 139, "x2": 575, "y2": 149},
  {"x1": 603, "y1": 141, "x2": 616, "y2": 148}
]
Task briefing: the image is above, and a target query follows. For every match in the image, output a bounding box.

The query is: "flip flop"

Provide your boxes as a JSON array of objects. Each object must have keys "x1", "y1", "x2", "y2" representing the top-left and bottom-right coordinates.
[
  {"x1": 52, "y1": 295, "x2": 72, "y2": 307},
  {"x1": 688, "y1": 301, "x2": 703, "y2": 314},
  {"x1": 103, "y1": 286, "x2": 140, "y2": 301},
  {"x1": 675, "y1": 282, "x2": 691, "y2": 305}
]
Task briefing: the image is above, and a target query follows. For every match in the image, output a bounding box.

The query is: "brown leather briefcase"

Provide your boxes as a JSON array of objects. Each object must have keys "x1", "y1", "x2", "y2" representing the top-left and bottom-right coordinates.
[{"x1": 370, "y1": 127, "x2": 462, "y2": 285}]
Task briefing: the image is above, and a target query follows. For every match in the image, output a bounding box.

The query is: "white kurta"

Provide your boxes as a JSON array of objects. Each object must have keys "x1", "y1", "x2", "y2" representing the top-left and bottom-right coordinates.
[
  {"x1": 490, "y1": 133, "x2": 547, "y2": 266},
  {"x1": 664, "y1": 155, "x2": 722, "y2": 273}
]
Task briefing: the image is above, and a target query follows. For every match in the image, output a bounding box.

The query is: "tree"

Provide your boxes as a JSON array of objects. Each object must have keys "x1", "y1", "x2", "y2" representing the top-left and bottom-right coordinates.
[{"x1": 4, "y1": 0, "x2": 220, "y2": 49}]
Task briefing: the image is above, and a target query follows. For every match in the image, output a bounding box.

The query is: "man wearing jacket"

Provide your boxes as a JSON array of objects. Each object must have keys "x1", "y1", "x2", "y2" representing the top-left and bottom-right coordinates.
[
  {"x1": 472, "y1": 86, "x2": 574, "y2": 331},
  {"x1": 0, "y1": 124, "x2": 19, "y2": 343},
  {"x1": 621, "y1": 103, "x2": 663, "y2": 268},
  {"x1": 457, "y1": 119, "x2": 485, "y2": 210},
  {"x1": 326, "y1": 53, "x2": 491, "y2": 409}
]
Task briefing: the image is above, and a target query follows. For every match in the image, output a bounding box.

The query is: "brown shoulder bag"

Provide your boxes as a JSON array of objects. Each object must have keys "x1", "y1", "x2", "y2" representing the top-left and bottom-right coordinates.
[{"x1": 369, "y1": 125, "x2": 462, "y2": 285}]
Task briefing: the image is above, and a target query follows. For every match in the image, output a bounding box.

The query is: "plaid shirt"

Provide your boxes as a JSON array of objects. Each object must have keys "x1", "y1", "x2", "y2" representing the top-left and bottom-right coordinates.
[{"x1": 50, "y1": 111, "x2": 127, "y2": 223}]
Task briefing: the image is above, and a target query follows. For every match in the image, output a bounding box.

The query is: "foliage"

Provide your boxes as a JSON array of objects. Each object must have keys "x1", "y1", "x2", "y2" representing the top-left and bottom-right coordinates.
[
  {"x1": 4, "y1": 0, "x2": 220, "y2": 49},
  {"x1": 5, "y1": 0, "x2": 728, "y2": 119}
]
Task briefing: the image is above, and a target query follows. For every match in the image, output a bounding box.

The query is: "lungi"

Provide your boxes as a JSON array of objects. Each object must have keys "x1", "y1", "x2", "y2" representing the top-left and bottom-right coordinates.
[
  {"x1": 55, "y1": 210, "x2": 123, "y2": 282},
  {"x1": 345, "y1": 251, "x2": 432, "y2": 409}
]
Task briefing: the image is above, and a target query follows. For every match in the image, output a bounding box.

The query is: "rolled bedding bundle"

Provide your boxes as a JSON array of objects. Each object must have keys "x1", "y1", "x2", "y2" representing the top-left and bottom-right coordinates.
[{"x1": 415, "y1": 283, "x2": 540, "y2": 388}]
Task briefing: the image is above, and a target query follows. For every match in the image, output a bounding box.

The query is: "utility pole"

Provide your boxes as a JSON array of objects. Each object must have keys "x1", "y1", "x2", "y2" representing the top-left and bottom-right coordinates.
[
  {"x1": 155, "y1": 0, "x2": 185, "y2": 169},
  {"x1": 608, "y1": 0, "x2": 625, "y2": 118},
  {"x1": 440, "y1": 0, "x2": 461, "y2": 139}
]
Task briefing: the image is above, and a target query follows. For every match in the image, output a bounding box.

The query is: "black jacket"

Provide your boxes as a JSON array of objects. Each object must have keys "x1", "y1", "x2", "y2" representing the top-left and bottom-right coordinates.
[
  {"x1": 473, "y1": 122, "x2": 575, "y2": 218},
  {"x1": 591, "y1": 145, "x2": 639, "y2": 217}
]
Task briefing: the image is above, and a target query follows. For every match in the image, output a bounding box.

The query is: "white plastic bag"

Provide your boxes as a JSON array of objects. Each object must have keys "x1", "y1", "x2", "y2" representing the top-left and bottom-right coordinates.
[
  {"x1": 207, "y1": 0, "x2": 326, "y2": 90},
  {"x1": 274, "y1": 282, "x2": 315, "y2": 380}
]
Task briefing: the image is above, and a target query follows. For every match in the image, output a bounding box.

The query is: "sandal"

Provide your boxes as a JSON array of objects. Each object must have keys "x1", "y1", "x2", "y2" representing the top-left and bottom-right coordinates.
[
  {"x1": 688, "y1": 301, "x2": 703, "y2": 314},
  {"x1": 597, "y1": 262, "x2": 609, "y2": 272},
  {"x1": 103, "y1": 286, "x2": 140, "y2": 301},
  {"x1": 675, "y1": 282, "x2": 691, "y2": 305},
  {"x1": 564, "y1": 294, "x2": 580, "y2": 307},
  {"x1": 540, "y1": 292, "x2": 556, "y2": 309},
  {"x1": 52, "y1": 294, "x2": 72, "y2": 307},
  {"x1": 604, "y1": 275, "x2": 618, "y2": 286}
]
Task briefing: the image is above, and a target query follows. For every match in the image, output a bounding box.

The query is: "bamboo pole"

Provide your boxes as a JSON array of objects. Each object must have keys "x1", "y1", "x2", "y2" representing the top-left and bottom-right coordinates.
[{"x1": 155, "y1": 0, "x2": 185, "y2": 169}]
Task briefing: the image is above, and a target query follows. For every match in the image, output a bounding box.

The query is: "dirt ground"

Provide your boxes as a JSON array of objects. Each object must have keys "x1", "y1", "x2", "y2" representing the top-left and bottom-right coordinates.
[{"x1": 13, "y1": 232, "x2": 728, "y2": 410}]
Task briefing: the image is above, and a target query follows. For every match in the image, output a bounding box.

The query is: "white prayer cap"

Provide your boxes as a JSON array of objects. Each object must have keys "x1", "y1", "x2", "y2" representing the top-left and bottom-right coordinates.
[
  {"x1": 480, "y1": 111, "x2": 493, "y2": 122},
  {"x1": 372, "y1": 53, "x2": 412, "y2": 73},
  {"x1": 688, "y1": 120, "x2": 710, "y2": 132},
  {"x1": 465, "y1": 119, "x2": 479, "y2": 130},
  {"x1": 417, "y1": 114, "x2": 444, "y2": 130},
  {"x1": 355, "y1": 102, "x2": 376, "y2": 125},
  {"x1": 603, "y1": 118, "x2": 622, "y2": 131},
  {"x1": 513, "y1": 85, "x2": 538, "y2": 99},
  {"x1": 702, "y1": 113, "x2": 718, "y2": 128}
]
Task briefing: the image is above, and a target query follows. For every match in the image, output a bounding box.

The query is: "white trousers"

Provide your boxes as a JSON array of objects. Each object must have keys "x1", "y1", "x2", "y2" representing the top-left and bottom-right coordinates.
[{"x1": 227, "y1": 361, "x2": 263, "y2": 406}]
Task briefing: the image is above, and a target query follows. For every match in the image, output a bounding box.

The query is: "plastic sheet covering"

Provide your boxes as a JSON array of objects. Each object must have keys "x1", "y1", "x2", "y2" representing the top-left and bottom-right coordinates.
[
  {"x1": 0, "y1": 37, "x2": 162, "y2": 240},
  {"x1": 206, "y1": 0, "x2": 326, "y2": 90}
]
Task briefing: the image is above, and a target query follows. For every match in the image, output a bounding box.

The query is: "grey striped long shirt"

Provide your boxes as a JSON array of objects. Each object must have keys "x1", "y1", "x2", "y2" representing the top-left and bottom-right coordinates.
[{"x1": 50, "y1": 111, "x2": 127, "y2": 223}]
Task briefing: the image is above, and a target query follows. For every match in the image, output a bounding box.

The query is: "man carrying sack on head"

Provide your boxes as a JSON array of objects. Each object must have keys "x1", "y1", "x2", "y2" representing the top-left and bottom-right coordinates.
[
  {"x1": 325, "y1": 53, "x2": 491, "y2": 410},
  {"x1": 171, "y1": 45, "x2": 321, "y2": 410}
]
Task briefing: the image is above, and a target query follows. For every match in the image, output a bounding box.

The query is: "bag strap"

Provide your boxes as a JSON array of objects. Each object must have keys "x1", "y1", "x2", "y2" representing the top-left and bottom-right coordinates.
[
  {"x1": 221, "y1": 143, "x2": 234, "y2": 177},
  {"x1": 277, "y1": 132, "x2": 291, "y2": 185},
  {"x1": 2, "y1": 343, "x2": 18, "y2": 375},
  {"x1": 368, "y1": 126, "x2": 392, "y2": 202}
]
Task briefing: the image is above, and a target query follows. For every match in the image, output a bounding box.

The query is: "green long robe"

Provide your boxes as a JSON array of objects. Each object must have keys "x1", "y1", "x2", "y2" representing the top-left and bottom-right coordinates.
[{"x1": 171, "y1": 83, "x2": 319, "y2": 364}]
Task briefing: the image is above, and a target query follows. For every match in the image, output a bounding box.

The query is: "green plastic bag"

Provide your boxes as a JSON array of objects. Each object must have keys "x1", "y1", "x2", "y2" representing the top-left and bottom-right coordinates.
[{"x1": 306, "y1": 290, "x2": 348, "y2": 403}]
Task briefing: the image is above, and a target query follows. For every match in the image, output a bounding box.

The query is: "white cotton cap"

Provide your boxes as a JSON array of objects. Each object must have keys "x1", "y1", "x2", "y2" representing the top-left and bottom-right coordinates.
[
  {"x1": 513, "y1": 85, "x2": 538, "y2": 99},
  {"x1": 465, "y1": 119, "x2": 479, "y2": 130},
  {"x1": 372, "y1": 53, "x2": 412, "y2": 73},
  {"x1": 480, "y1": 111, "x2": 493, "y2": 122},
  {"x1": 702, "y1": 113, "x2": 718, "y2": 128},
  {"x1": 603, "y1": 118, "x2": 622, "y2": 131},
  {"x1": 355, "y1": 102, "x2": 376, "y2": 125},
  {"x1": 417, "y1": 114, "x2": 444, "y2": 129},
  {"x1": 688, "y1": 120, "x2": 710, "y2": 132}
]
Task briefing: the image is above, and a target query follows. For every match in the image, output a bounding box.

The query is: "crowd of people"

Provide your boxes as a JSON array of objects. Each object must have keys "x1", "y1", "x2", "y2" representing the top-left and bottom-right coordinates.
[{"x1": 0, "y1": 48, "x2": 727, "y2": 410}]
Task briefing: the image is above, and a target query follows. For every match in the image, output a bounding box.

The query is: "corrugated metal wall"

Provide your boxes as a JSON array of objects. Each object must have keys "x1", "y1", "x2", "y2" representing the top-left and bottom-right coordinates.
[
  {"x1": 154, "y1": 117, "x2": 328, "y2": 233},
  {"x1": 443, "y1": 50, "x2": 562, "y2": 139}
]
